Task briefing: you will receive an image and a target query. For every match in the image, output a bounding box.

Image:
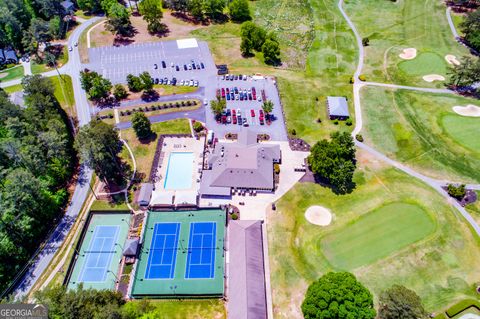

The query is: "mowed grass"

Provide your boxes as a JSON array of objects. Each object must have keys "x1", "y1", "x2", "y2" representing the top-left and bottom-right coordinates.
[
  {"x1": 0, "y1": 65, "x2": 24, "y2": 82},
  {"x1": 50, "y1": 75, "x2": 76, "y2": 118},
  {"x1": 122, "y1": 299, "x2": 225, "y2": 318},
  {"x1": 399, "y1": 52, "x2": 447, "y2": 76},
  {"x1": 268, "y1": 150, "x2": 480, "y2": 318},
  {"x1": 361, "y1": 86, "x2": 480, "y2": 183},
  {"x1": 191, "y1": 0, "x2": 357, "y2": 143},
  {"x1": 441, "y1": 115, "x2": 480, "y2": 152},
  {"x1": 321, "y1": 202, "x2": 435, "y2": 269},
  {"x1": 344, "y1": 0, "x2": 470, "y2": 87},
  {"x1": 120, "y1": 119, "x2": 191, "y2": 181}
]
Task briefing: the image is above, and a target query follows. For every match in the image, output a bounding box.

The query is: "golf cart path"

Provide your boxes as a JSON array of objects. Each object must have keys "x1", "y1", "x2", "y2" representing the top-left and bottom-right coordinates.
[{"x1": 337, "y1": 0, "x2": 480, "y2": 236}]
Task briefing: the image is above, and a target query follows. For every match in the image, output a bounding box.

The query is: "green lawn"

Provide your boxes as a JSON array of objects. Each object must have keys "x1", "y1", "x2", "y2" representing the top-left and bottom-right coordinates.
[
  {"x1": 50, "y1": 75, "x2": 76, "y2": 118},
  {"x1": 90, "y1": 194, "x2": 129, "y2": 211},
  {"x1": 0, "y1": 65, "x2": 24, "y2": 82},
  {"x1": 3, "y1": 84, "x2": 22, "y2": 94},
  {"x1": 268, "y1": 152, "x2": 480, "y2": 318},
  {"x1": 190, "y1": 0, "x2": 357, "y2": 144},
  {"x1": 120, "y1": 119, "x2": 191, "y2": 181},
  {"x1": 344, "y1": 0, "x2": 471, "y2": 87},
  {"x1": 399, "y1": 52, "x2": 447, "y2": 76},
  {"x1": 361, "y1": 86, "x2": 480, "y2": 183},
  {"x1": 153, "y1": 84, "x2": 199, "y2": 95},
  {"x1": 121, "y1": 299, "x2": 226, "y2": 318},
  {"x1": 321, "y1": 202, "x2": 435, "y2": 269},
  {"x1": 31, "y1": 61, "x2": 53, "y2": 74}
]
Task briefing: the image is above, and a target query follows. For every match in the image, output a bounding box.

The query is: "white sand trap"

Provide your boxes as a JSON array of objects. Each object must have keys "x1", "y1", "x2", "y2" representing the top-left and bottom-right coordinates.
[
  {"x1": 305, "y1": 206, "x2": 332, "y2": 226},
  {"x1": 423, "y1": 74, "x2": 445, "y2": 82},
  {"x1": 399, "y1": 48, "x2": 417, "y2": 60},
  {"x1": 445, "y1": 54, "x2": 461, "y2": 66},
  {"x1": 452, "y1": 104, "x2": 480, "y2": 117},
  {"x1": 458, "y1": 314, "x2": 480, "y2": 319},
  {"x1": 0, "y1": 73, "x2": 7, "y2": 79}
]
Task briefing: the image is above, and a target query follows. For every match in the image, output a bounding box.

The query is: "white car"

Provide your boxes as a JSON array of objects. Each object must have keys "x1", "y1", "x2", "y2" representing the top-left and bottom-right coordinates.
[
  {"x1": 189, "y1": 80, "x2": 194, "y2": 86},
  {"x1": 180, "y1": 80, "x2": 184, "y2": 85},
  {"x1": 194, "y1": 80, "x2": 199, "y2": 87},
  {"x1": 68, "y1": 46, "x2": 72, "y2": 51},
  {"x1": 236, "y1": 108, "x2": 241, "y2": 116},
  {"x1": 74, "y1": 42, "x2": 78, "y2": 47},
  {"x1": 204, "y1": 98, "x2": 208, "y2": 105}
]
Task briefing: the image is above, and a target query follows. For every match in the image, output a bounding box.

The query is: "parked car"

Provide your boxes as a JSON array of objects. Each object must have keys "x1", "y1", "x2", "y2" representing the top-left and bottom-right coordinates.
[
  {"x1": 200, "y1": 62, "x2": 205, "y2": 69},
  {"x1": 180, "y1": 80, "x2": 185, "y2": 86},
  {"x1": 226, "y1": 109, "x2": 231, "y2": 116},
  {"x1": 234, "y1": 75, "x2": 239, "y2": 80},
  {"x1": 159, "y1": 78, "x2": 164, "y2": 85},
  {"x1": 188, "y1": 64, "x2": 192, "y2": 70},
  {"x1": 221, "y1": 115, "x2": 227, "y2": 124},
  {"x1": 162, "y1": 61, "x2": 167, "y2": 68},
  {"x1": 184, "y1": 64, "x2": 187, "y2": 70},
  {"x1": 248, "y1": 93, "x2": 253, "y2": 100},
  {"x1": 154, "y1": 63, "x2": 158, "y2": 69},
  {"x1": 232, "y1": 109, "x2": 236, "y2": 117},
  {"x1": 221, "y1": 88, "x2": 225, "y2": 98},
  {"x1": 226, "y1": 116, "x2": 231, "y2": 124},
  {"x1": 242, "y1": 118, "x2": 248, "y2": 126},
  {"x1": 154, "y1": 78, "x2": 159, "y2": 84},
  {"x1": 259, "y1": 117, "x2": 265, "y2": 125},
  {"x1": 226, "y1": 93, "x2": 230, "y2": 101},
  {"x1": 196, "y1": 64, "x2": 200, "y2": 69},
  {"x1": 232, "y1": 116, "x2": 237, "y2": 124},
  {"x1": 176, "y1": 65, "x2": 180, "y2": 71},
  {"x1": 230, "y1": 92, "x2": 234, "y2": 100},
  {"x1": 237, "y1": 116, "x2": 242, "y2": 125},
  {"x1": 243, "y1": 75, "x2": 247, "y2": 80},
  {"x1": 171, "y1": 62, "x2": 175, "y2": 67},
  {"x1": 192, "y1": 64, "x2": 196, "y2": 70},
  {"x1": 237, "y1": 109, "x2": 241, "y2": 116},
  {"x1": 226, "y1": 88, "x2": 230, "y2": 94},
  {"x1": 194, "y1": 80, "x2": 199, "y2": 86},
  {"x1": 189, "y1": 80, "x2": 194, "y2": 86},
  {"x1": 259, "y1": 110, "x2": 264, "y2": 117},
  {"x1": 204, "y1": 98, "x2": 208, "y2": 105}
]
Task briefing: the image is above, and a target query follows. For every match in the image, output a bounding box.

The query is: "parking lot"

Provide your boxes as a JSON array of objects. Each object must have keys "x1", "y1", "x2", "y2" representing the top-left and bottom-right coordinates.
[
  {"x1": 86, "y1": 39, "x2": 217, "y2": 85},
  {"x1": 204, "y1": 75, "x2": 288, "y2": 141}
]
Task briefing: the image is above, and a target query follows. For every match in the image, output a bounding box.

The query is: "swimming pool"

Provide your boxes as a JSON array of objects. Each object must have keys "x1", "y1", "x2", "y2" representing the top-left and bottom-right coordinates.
[{"x1": 164, "y1": 152, "x2": 194, "y2": 190}]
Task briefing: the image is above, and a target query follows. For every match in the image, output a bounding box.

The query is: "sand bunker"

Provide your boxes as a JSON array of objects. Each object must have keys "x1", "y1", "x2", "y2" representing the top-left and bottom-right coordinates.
[
  {"x1": 399, "y1": 48, "x2": 417, "y2": 60},
  {"x1": 0, "y1": 73, "x2": 7, "y2": 79},
  {"x1": 452, "y1": 104, "x2": 480, "y2": 117},
  {"x1": 305, "y1": 206, "x2": 332, "y2": 226},
  {"x1": 458, "y1": 314, "x2": 480, "y2": 319},
  {"x1": 445, "y1": 54, "x2": 460, "y2": 66},
  {"x1": 423, "y1": 74, "x2": 445, "y2": 82}
]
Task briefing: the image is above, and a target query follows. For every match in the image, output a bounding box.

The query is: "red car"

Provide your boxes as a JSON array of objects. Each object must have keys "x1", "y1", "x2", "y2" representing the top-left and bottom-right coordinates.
[
  {"x1": 221, "y1": 88, "x2": 225, "y2": 98},
  {"x1": 259, "y1": 110, "x2": 264, "y2": 118},
  {"x1": 250, "y1": 109, "x2": 255, "y2": 117},
  {"x1": 259, "y1": 117, "x2": 264, "y2": 125},
  {"x1": 232, "y1": 116, "x2": 237, "y2": 124},
  {"x1": 221, "y1": 115, "x2": 227, "y2": 124},
  {"x1": 232, "y1": 109, "x2": 236, "y2": 117}
]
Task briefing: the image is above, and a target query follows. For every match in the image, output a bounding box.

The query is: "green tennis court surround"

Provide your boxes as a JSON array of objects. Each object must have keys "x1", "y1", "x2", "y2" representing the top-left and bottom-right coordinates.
[
  {"x1": 131, "y1": 210, "x2": 226, "y2": 298},
  {"x1": 67, "y1": 213, "x2": 131, "y2": 290}
]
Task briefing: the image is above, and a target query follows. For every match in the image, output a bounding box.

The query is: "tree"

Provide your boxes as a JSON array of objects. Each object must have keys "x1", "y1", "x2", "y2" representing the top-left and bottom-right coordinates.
[
  {"x1": 105, "y1": 2, "x2": 132, "y2": 37},
  {"x1": 113, "y1": 84, "x2": 128, "y2": 100},
  {"x1": 77, "y1": 0, "x2": 103, "y2": 13},
  {"x1": 262, "y1": 38, "x2": 281, "y2": 65},
  {"x1": 22, "y1": 18, "x2": 53, "y2": 58},
  {"x1": 132, "y1": 112, "x2": 152, "y2": 139},
  {"x1": 460, "y1": 9, "x2": 480, "y2": 51},
  {"x1": 126, "y1": 74, "x2": 144, "y2": 92},
  {"x1": 240, "y1": 21, "x2": 260, "y2": 56},
  {"x1": 229, "y1": 0, "x2": 251, "y2": 22},
  {"x1": 378, "y1": 285, "x2": 428, "y2": 319},
  {"x1": 240, "y1": 36, "x2": 254, "y2": 56},
  {"x1": 308, "y1": 132, "x2": 356, "y2": 193},
  {"x1": 447, "y1": 56, "x2": 480, "y2": 88},
  {"x1": 34, "y1": 285, "x2": 125, "y2": 319},
  {"x1": 203, "y1": 0, "x2": 226, "y2": 20},
  {"x1": 193, "y1": 121, "x2": 203, "y2": 132},
  {"x1": 210, "y1": 95, "x2": 226, "y2": 116},
  {"x1": 139, "y1": 0, "x2": 165, "y2": 34},
  {"x1": 302, "y1": 272, "x2": 376, "y2": 319},
  {"x1": 262, "y1": 100, "x2": 274, "y2": 114},
  {"x1": 80, "y1": 70, "x2": 112, "y2": 101},
  {"x1": 139, "y1": 71, "x2": 154, "y2": 92},
  {"x1": 187, "y1": 0, "x2": 204, "y2": 20},
  {"x1": 75, "y1": 120, "x2": 124, "y2": 183},
  {"x1": 447, "y1": 184, "x2": 466, "y2": 200}
]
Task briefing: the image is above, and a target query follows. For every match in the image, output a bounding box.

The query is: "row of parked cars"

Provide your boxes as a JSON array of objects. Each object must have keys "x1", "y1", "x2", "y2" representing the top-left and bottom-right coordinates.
[
  {"x1": 221, "y1": 74, "x2": 248, "y2": 81},
  {"x1": 154, "y1": 60, "x2": 205, "y2": 72},
  {"x1": 154, "y1": 77, "x2": 199, "y2": 87},
  {"x1": 216, "y1": 87, "x2": 260, "y2": 102},
  {"x1": 217, "y1": 108, "x2": 266, "y2": 126}
]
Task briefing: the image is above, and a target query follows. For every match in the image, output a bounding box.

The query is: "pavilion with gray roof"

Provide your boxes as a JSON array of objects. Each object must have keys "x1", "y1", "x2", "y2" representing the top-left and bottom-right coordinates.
[
  {"x1": 227, "y1": 220, "x2": 267, "y2": 319},
  {"x1": 200, "y1": 130, "x2": 281, "y2": 198},
  {"x1": 327, "y1": 96, "x2": 350, "y2": 120}
]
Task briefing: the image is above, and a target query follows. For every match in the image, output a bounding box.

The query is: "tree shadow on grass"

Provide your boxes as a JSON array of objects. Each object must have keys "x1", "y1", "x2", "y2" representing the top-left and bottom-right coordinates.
[{"x1": 138, "y1": 132, "x2": 157, "y2": 145}]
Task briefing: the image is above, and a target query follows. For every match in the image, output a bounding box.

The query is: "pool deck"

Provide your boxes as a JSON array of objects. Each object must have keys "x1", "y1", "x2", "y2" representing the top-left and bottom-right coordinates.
[{"x1": 152, "y1": 136, "x2": 204, "y2": 206}]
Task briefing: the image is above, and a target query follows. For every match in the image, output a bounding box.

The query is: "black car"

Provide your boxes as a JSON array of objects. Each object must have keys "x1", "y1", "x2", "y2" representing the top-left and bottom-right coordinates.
[
  {"x1": 234, "y1": 75, "x2": 239, "y2": 80},
  {"x1": 184, "y1": 64, "x2": 187, "y2": 70},
  {"x1": 200, "y1": 62, "x2": 205, "y2": 69},
  {"x1": 163, "y1": 77, "x2": 168, "y2": 83},
  {"x1": 161, "y1": 61, "x2": 166, "y2": 68},
  {"x1": 172, "y1": 77, "x2": 177, "y2": 85},
  {"x1": 154, "y1": 78, "x2": 159, "y2": 84},
  {"x1": 192, "y1": 64, "x2": 197, "y2": 70},
  {"x1": 154, "y1": 63, "x2": 158, "y2": 69},
  {"x1": 176, "y1": 65, "x2": 180, "y2": 71}
]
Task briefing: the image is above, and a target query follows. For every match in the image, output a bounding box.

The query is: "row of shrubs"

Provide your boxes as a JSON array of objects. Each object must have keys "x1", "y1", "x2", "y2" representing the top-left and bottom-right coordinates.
[
  {"x1": 333, "y1": 118, "x2": 353, "y2": 126},
  {"x1": 96, "y1": 100, "x2": 199, "y2": 120},
  {"x1": 433, "y1": 299, "x2": 480, "y2": 319}
]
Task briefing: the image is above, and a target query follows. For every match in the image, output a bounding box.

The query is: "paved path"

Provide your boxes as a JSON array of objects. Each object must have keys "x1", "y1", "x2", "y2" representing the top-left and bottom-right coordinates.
[
  {"x1": 12, "y1": 17, "x2": 102, "y2": 299},
  {"x1": 337, "y1": 0, "x2": 480, "y2": 236},
  {"x1": 446, "y1": 7, "x2": 461, "y2": 39}
]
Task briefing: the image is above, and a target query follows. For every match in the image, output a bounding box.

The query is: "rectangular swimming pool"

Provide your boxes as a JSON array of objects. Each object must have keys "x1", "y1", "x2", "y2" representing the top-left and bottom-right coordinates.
[{"x1": 164, "y1": 152, "x2": 194, "y2": 190}]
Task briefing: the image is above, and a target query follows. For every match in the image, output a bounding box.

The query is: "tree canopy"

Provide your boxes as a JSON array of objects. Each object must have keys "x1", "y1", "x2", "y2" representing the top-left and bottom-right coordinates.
[
  {"x1": 460, "y1": 8, "x2": 480, "y2": 52},
  {"x1": 80, "y1": 70, "x2": 113, "y2": 102},
  {"x1": 228, "y1": 0, "x2": 251, "y2": 22},
  {"x1": 0, "y1": 75, "x2": 74, "y2": 292},
  {"x1": 132, "y1": 112, "x2": 152, "y2": 139},
  {"x1": 302, "y1": 272, "x2": 376, "y2": 319},
  {"x1": 139, "y1": 0, "x2": 165, "y2": 34},
  {"x1": 308, "y1": 131, "x2": 356, "y2": 194},
  {"x1": 105, "y1": 2, "x2": 132, "y2": 37},
  {"x1": 378, "y1": 285, "x2": 428, "y2": 319},
  {"x1": 210, "y1": 95, "x2": 226, "y2": 116},
  {"x1": 74, "y1": 120, "x2": 124, "y2": 183}
]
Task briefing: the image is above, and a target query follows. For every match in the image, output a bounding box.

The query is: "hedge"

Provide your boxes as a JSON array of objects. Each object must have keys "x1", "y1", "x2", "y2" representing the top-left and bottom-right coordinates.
[{"x1": 446, "y1": 299, "x2": 480, "y2": 318}]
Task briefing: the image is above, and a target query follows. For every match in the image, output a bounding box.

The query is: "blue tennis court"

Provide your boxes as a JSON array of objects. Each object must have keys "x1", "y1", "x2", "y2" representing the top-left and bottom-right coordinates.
[
  {"x1": 185, "y1": 222, "x2": 217, "y2": 279},
  {"x1": 78, "y1": 225, "x2": 119, "y2": 282},
  {"x1": 145, "y1": 222, "x2": 181, "y2": 279}
]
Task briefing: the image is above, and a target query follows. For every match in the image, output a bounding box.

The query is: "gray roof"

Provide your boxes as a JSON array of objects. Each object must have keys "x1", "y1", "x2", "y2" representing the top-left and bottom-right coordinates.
[
  {"x1": 123, "y1": 238, "x2": 139, "y2": 256},
  {"x1": 327, "y1": 96, "x2": 349, "y2": 117},
  {"x1": 228, "y1": 220, "x2": 267, "y2": 319},
  {"x1": 9, "y1": 91, "x2": 25, "y2": 108},
  {"x1": 0, "y1": 49, "x2": 18, "y2": 63},
  {"x1": 137, "y1": 183, "x2": 153, "y2": 206},
  {"x1": 200, "y1": 132, "x2": 280, "y2": 193},
  {"x1": 60, "y1": 0, "x2": 74, "y2": 10}
]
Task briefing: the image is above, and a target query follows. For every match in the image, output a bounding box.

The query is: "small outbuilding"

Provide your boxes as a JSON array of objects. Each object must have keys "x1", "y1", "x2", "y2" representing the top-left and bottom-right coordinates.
[
  {"x1": 0, "y1": 49, "x2": 18, "y2": 65},
  {"x1": 60, "y1": 1, "x2": 75, "y2": 14},
  {"x1": 327, "y1": 96, "x2": 349, "y2": 120},
  {"x1": 137, "y1": 183, "x2": 153, "y2": 207},
  {"x1": 123, "y1": 238, "x2": 139, "y2": 257}
]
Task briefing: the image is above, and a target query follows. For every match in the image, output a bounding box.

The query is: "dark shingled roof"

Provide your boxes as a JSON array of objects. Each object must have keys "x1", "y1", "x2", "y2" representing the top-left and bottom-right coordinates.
[{"x1": 227, "y1": 220, "x2": 267, "y2": 319}]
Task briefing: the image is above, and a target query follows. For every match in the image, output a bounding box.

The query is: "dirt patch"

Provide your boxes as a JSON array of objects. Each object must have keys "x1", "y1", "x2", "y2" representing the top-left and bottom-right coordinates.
[
  {"x1": 305, "y1": 206, "x2": 332, "y2": 226},
  {"x1": 90, "y1": 11, "x2": 205, "y2": 48},
  {"x1": 445, "y1": 54, "x2": 461, "y2": 65},
  {"x1": 452, "y1": 104, "x2": 480, "y2": 117},
  {"x1": 422, "y1": 74, "x2": 445, "y2": 82},
  {"x1": 399, "y1": 48, "x2": 417, "y2": 60}
]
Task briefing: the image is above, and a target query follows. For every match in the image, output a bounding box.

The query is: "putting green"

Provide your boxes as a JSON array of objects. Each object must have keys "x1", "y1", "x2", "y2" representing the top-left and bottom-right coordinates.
[
  {"x1": 399, "y1": 52, "x2": 447, "y2": 76},
  {"x1": 441, "y1": 115, "x2": 480, "y2": 152},
  {"x1": 321, "y1": 202, "x2": 435, "y2": 269}
]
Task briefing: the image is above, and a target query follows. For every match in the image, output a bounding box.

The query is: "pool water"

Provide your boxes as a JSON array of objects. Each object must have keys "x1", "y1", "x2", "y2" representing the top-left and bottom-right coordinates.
[{"x1": 164, "y1": 152, "x2": 194, "y2": 190}]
